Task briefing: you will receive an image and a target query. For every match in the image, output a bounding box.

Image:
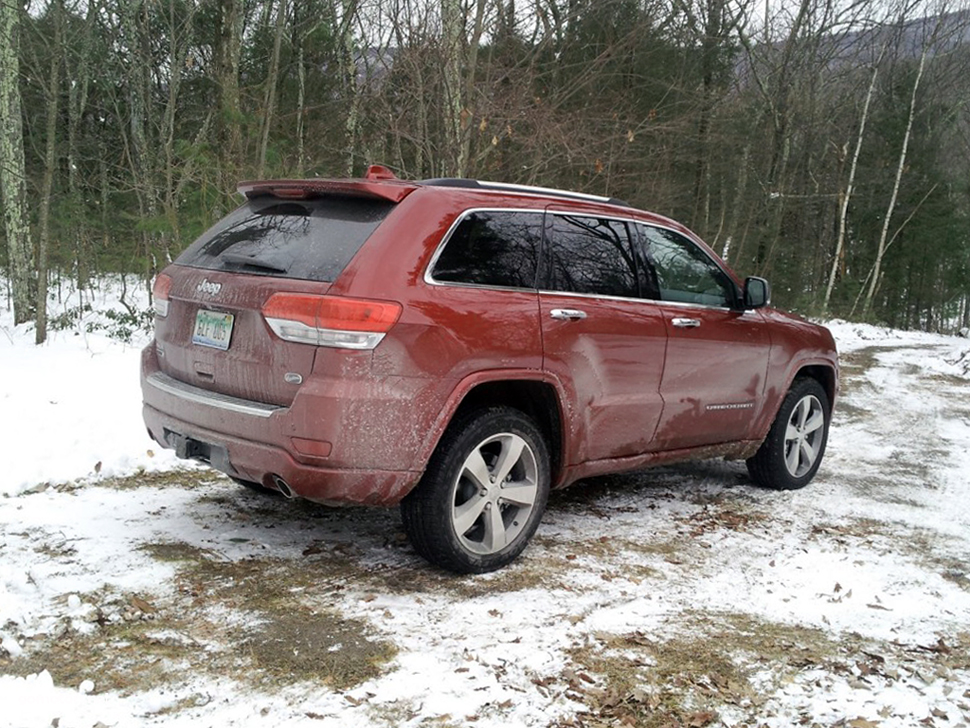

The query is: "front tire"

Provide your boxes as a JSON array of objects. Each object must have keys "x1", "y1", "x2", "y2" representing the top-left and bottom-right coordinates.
[
  {"x1": 747, "y1": 378, "x2": 830, "y2": 490},
  {"x1": 402, "y1": 407, "x2": 551, "y2": 574}
]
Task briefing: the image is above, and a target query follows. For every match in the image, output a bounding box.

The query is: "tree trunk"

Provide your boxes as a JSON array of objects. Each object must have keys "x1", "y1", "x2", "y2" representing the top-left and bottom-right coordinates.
[
  {"x1": 862, "y1": 46, "x2": 927, "y2": 319},
  {"x1": 121, "y1": 0, "x2": 160, "y2": 280},
  {"x1": 36, "y1": 0, "x2": 64, "y2": 345},
  {"x1": 338, "y1": 0, "x2": 361, "y2": 176},
  {"x1": 215, "y1": 0, "x2": 244, "y2": 193},
  {"x1": 161, "y1": 0, "x2": 198, "y2": 259},
  {"x1": 258, "y1": 0, "x2": 287, "y2": 178},
  {"x1": 692, "y1": 0, "x2": 729, "y2": 237},
  {"x1": 296, "y1": 35, "x2": 306, "y2": 175},
  {"x1": 721, "y1": 133, "x2": 754, "y2": 263},
  {"x1": 441, "y1": 0, "x2": 464, "y2": 176},
  {"x1": 66, "y1": 0, "x2": 97, "y2": 291},
  {"x1": 457, "y1": 0, "x2": 487, "y2": 177},
  {"x1": 822, "y1": 57, "x2": 880, "y2": 315},
  {"x1": 0, "y1": 0, "x2": 33, "y2": 325}
]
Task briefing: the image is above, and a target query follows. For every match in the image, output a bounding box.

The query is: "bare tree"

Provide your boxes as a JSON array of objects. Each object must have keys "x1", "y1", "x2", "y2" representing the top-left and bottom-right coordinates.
[
  {"x1": 65, "y1": 0, "x2": 98, "y2": 290},
  {"x1": 822, "y1": 42, "x2": 885, "y2": 315},
  {"x1": 35, "y1": 0, "x2": 65, "y2": 344},
  {"x1": 0, "y1": 0, "x2": 33, "y2": 325},
  {"x1": 215, "y1": 0, "x2": 244, "y2": 192},
  {"x1": 861, "y1": 10, "x2": 941, "y2": 319},
  {"x1": 259, "y1": 0, "x2": 289, "y2": 177}
]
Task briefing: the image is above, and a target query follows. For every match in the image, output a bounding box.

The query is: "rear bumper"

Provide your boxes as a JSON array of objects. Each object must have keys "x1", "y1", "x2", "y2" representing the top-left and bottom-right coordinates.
[
  {"x1": 141, "y1": 345, "x2": 424, "y2": 506},
  {"x1": 143, "y1": 401, "x2": 419, "y2": 505}
]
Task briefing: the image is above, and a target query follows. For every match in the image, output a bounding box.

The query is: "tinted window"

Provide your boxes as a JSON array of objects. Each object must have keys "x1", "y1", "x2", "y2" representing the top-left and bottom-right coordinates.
[
  {"x1": 637, "y1": 225, "x2": 735, "y2": 307},
  {"x1": 544, "y1": 215, "x2": 638, "y2": 298},
  {"x1": 176, "y1": 196, "x2": 393, "y2": 282},
  {"x1": 432, "y1": 211, "x2": 543, "y2": 288}
]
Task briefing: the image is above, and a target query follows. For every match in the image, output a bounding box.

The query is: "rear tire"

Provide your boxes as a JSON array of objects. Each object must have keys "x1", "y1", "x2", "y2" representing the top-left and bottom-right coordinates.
[
  {"x1": 747, "y1": 378, "x2": 830, "y2": 490},
  {"x1": 402, "y1": 407, "x2": 550, "y2": 574}
]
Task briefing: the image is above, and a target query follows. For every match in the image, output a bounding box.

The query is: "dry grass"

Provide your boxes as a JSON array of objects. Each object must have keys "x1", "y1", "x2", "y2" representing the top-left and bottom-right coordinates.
[
  {"x1": 0, "y1": 542, "x2": 398, "y2": 697},
  {"x1": 560, "y1": 613, "x2": 844, "y2": 728}
]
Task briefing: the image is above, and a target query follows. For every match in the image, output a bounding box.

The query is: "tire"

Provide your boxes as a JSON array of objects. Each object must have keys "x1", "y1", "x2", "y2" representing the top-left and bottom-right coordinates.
[
  {"x1": 401, "y1": 407, "x2": 551, "y2": 574},
  {"x1": 747, "y1": 377, "x2": 830, "y2": 490}
]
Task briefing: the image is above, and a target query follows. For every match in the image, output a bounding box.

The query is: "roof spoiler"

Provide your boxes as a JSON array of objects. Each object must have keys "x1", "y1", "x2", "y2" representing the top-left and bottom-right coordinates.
[{"x1": 239, "y1": 166, "x2": 416, "y2": 203}]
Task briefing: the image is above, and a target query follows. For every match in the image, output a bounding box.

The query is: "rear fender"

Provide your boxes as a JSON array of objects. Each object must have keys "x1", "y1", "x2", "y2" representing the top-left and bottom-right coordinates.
[{"x1": 414, "y1": 370, "x2": 570, "y2": 486}]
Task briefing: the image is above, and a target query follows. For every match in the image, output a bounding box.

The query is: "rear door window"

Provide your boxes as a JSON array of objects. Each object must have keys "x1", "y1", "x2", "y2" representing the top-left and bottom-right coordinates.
[
  {"x1": 542, "y1": 214, "x2": 639, "y2": 298},
  {"x1": 176, "y1": 196, "x2": 394, "y2": 282},
  {"x1": 431, "y1": 210, "x2": 543, "y2": 288}
]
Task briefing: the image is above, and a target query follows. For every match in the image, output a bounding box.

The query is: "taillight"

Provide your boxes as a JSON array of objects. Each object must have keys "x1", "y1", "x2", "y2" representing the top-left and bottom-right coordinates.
[
  {"x1": 262, "y1": 293, "x2": 402, "y2": 350},
  {"x1": 153, "y1": 273, "x2": 172, "y2": 317}
]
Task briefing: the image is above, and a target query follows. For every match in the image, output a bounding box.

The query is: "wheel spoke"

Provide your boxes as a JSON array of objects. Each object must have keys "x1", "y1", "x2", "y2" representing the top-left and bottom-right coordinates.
[
  {"x1": 453, "y1": 496, "x2": 488, "y2": 536},
  {"x1": 796, "y1": 398, "x2": 811, "y2": 428},
  {"x1": 492, "y1": 435, "x2": 526, "y2": 485},
  {"x1": 785, "y1": 422, "x2": 800, "y2": 441},
  {"x1": 500, "y1": 481, "x2": 537, "y2": 508},
  {"x1": 799, "y1": 439, "x2": 818, "y2": 470},
  {"x1": 461, "y1": 448, "x2": 492, "y2": 491},
  {"x1": 483, "y1": 505, "x2": 508, "y2": 552},
  {"x1": 803, "y1": 408, "x2": 825, "y2": 435},
  {"x1": 785, "y1": 442, "x2": 800, "y2": 474}
]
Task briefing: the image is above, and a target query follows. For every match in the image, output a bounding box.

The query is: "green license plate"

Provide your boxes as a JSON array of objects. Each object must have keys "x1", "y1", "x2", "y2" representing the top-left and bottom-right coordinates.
[{"x1": 192, "y1": 310, "x2": 234, "y2": 350}]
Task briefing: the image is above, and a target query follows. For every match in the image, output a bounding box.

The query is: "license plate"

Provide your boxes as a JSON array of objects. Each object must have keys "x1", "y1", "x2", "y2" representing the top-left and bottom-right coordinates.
[{"x1": 192, "y1": 310, "x2": 234, "y2": 350}]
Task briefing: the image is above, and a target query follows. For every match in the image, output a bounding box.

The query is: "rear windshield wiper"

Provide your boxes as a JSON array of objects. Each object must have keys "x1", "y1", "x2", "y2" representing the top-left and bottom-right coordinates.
[{"x1": 220, "y1": 251, "x2": 289, "y2": 274}]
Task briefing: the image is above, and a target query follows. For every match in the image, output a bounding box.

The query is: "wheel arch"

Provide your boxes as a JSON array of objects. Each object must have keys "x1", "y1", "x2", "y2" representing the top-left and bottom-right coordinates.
[
  {"x1": 792, "y1": 363, "x2": 838, "y2": 409},
  {"x1": 416, "y1": 373, "x2": 567, "y2": 490},
  {"x1": 752, "y1": 359, "x2": 838, "y2": 446}
]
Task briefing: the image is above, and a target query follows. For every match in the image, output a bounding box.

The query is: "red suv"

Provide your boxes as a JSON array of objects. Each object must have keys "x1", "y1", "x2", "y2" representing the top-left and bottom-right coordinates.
[{"x1": 141, "y1": 165, "x2": 838, "y2": 573}]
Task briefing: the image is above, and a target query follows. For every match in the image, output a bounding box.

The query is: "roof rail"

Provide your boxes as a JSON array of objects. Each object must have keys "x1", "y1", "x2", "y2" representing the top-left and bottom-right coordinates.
[{"x1": 420, "y1": 177, "x2": 631, "y2": 208}]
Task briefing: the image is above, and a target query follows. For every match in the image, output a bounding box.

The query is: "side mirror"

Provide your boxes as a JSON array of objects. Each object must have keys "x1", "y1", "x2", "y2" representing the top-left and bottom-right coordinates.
[{"x1": 743, "y1": 276, "x2": 770, "y2": 309}]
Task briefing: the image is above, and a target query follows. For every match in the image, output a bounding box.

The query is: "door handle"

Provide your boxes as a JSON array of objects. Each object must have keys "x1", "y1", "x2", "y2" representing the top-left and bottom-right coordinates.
[
  {"x1": 671, "y1": 317, "x2": 701, "y2": 328},
  {"x1": 550, "y1": 308, "x2": 587, "y2": 321}
]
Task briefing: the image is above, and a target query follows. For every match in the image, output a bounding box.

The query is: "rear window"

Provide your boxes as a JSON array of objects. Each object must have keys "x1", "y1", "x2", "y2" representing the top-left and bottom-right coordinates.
[
  {"x1": 176, "y1": 196, "x2": 394, "y2": 282},
  {"x1": 542, "y1": 214, "x2": 639, "y2": 298},
  {"x1": 431, "y1": 210, "x2": 543, "y2": 289}
]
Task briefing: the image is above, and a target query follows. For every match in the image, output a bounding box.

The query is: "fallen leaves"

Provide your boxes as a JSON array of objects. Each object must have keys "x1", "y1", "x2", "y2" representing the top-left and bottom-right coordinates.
[
  {"x1": 342, "y1": 692, "x2": 374, "y2": 707},
  {"x1": 130, "y1": 595, "x2": 157, "y2": 614},
  {"x1": 678, "y1": 504, "x2": 766, "y2": 537}
]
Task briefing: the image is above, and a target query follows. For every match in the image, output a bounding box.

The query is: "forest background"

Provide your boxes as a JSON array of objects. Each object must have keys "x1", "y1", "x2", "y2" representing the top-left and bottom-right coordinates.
[{"x1": 2, "y1": 0, "x2": 970, "y2": 344}]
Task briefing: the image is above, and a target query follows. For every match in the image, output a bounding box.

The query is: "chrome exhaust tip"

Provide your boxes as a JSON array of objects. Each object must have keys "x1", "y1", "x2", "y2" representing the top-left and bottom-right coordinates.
[{"x1": 272, "y1": 475, "x2": 295, "y2": 499}]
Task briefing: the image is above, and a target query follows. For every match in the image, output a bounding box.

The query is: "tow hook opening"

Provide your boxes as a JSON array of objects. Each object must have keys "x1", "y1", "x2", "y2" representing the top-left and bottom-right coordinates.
[{"x1": 164, "y1": 429, "x2": 231, "y2": 473}]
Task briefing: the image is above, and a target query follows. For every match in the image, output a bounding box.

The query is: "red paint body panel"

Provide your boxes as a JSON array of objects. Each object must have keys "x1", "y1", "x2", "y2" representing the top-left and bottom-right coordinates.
[
  {"x1": 141, "y1": 173, "x2": 838, "y2": 506},
  {"x1": 539, "y1": 293, "x2": 668, "y2": 462},
  {"x1": 654, "y1": 305, "x2": 770, "y2": 450}
]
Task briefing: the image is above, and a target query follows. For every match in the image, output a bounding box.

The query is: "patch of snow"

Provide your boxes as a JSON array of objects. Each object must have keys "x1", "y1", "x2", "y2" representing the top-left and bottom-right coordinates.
[{"x1": 0, "y1": 277, "x2": 183, "y2": 496}]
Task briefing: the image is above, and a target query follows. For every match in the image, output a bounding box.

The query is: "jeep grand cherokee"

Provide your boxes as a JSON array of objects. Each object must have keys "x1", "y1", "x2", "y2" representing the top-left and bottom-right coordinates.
[{"x1": 141, "y1": 165, "x2": 839, "y2": 573}]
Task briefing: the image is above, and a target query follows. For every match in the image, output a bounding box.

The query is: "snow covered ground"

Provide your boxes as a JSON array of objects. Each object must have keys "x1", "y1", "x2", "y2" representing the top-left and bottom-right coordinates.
[{"x1": 1, "y1": 280, "x2": 969, "y2": 728}]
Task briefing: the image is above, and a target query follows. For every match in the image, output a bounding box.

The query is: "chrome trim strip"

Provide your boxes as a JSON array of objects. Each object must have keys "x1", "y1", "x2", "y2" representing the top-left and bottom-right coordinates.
[
  {"x1": 146, "y1": 371, "x2": 283, "y2": 418},
  {"x1": 422, "y1": 207, "x2": 743, "y2": 312},
  {"x1": 424, "y1": 206, "x2": 654, "y2": 289},
  {"x1": 474, "y1": 180, "x2": 615, "y2": 204},
  {"x1": 537, "y1": 288, "x2": 662, "y2": 306}
]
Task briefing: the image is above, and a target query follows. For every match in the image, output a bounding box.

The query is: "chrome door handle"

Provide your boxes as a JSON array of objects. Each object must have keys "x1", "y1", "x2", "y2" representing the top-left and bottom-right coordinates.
[
  {"x1": 550, "y1": 308, "x2": 587, "y2": 321},
  {"x1": 671, "y1": 317, "x2": 701, "y2": 328}
]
